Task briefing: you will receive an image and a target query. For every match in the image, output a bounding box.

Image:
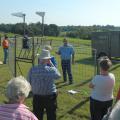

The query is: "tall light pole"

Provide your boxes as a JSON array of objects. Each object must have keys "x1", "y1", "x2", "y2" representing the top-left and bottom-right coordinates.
[
  {"x1": 36, "y1": 12, "x2": 45, "y2": 37},
  {"x1": 11, "y1": 12, "x2": 26, "y2": 36}
]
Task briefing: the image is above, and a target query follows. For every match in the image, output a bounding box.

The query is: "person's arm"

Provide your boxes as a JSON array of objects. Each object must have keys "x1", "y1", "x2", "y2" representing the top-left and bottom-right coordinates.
[
  {"x1": 72, "y1": 53, "x2": 75, "y2": 64},
  {"x1": 51, "y1": 57, "x2": 57, "y2": 67},
  {"x1": 49, "y1": 67, "x2": 61, "y2": 80},
  {"x1": 89, "y1": 76, "x2": 96, "y2": 89},
  {"x1": 56, "y1": 47, "x2": 61, "y2": 55},
  {"x1": 71, "y1": 46, "x2": 75, "y2": 64}
]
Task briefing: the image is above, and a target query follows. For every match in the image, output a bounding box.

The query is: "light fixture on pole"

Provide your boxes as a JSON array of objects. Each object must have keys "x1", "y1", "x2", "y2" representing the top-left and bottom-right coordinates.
[
  {"x1": 11, "y1": 12, "x2": 26, "y2": 36},
  {"x1": 36, "y1": 11, "x2": 45, "y2": 36}
]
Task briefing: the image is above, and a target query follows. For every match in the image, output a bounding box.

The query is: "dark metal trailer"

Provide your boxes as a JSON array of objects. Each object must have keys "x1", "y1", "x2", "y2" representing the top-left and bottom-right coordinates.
[{"x1": 92, "y1": 31, "x2": 120, "y2": 58}]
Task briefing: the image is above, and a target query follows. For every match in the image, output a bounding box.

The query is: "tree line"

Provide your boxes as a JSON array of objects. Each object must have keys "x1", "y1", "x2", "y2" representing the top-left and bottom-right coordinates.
[
  {"x1": 60, "y1": 25, "x2": 120, "y2": 39},
  {"x1": 0, "y1": 22, "x2": 59, "y2": 37},
  {"x1": 0, "y1": 22, "x2": 120, "y2": 39}
]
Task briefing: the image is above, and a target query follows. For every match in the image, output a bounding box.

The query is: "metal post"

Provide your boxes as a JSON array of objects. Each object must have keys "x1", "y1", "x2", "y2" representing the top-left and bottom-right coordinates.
[
  {"x1": 37, "y1": 37, "x2": 39, "y2": 44},
  {"x1": 36, "y1": 12, "x2": 45, "y2": 37},
  {"x1": 14, "y1": 36, "x2": 17, "y2": 77},
  {"x1": 0, "y1": 35, "x2": 1, "y2": 46},
  {"x1": 11, "y1": 12, "x2": 26, "y2": 36},
  {"x1": 32, "y1": 37, "x2": 35, "y2": 66},
  {"x1": 23, "y1": 14, "x2": 26, "y2": 36},
  {"x1": 93, "y1": 49, "x2": 97, "y2": 75},
  {"x1": 42, "y1": 16, "x2": 44, "y2": 37}
]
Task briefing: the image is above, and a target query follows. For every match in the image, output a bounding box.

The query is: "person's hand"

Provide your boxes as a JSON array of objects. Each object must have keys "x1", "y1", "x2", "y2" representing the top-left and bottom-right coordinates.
[{"x1": 47, "y1": 59, "x2": 51, "y2": 65}]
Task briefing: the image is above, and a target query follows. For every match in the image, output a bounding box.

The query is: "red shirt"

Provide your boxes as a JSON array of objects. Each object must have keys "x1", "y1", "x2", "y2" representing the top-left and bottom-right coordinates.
[{"x1": 2, "y1": 39, "x2": 9, "y2": 48}]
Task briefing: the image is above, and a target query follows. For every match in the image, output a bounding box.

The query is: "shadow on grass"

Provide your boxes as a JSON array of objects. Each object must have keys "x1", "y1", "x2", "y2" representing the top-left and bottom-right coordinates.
[
  {"x1": 56, "y1": 79, "x2": 92, "y2": 89},
  {"x1": 58, "y1": 97, "x2": 89, "y2": 120},
  {"x1": 56, "y1": 83, "x2": 69, "y2": 89},
  {"x1": 55, "y1": 81, "x2": 65, "y2": 85},
  {"x1": 75, "y1": 79, "x2": 91, "y2": 87},
  {"x1": 75, "y1": 57, "x2": 95, "y2": 66},
  {"x1": 79, "y1": 115, "x2": 90, "y2": 120}
]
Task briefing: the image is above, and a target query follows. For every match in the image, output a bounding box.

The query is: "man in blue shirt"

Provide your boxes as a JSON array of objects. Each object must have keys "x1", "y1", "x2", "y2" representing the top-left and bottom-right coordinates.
[
  {"x1": 56, "y1": 38, "x2": 75, "y2": 84},
  {"x1": 28, "y1": 49, "x2": 61, "y2": 120}
]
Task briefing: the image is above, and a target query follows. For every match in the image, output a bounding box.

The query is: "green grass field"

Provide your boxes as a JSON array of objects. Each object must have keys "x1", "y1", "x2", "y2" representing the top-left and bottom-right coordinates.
[{"x1": 0, "y1": 36, "x2": 120, "y2": 120}]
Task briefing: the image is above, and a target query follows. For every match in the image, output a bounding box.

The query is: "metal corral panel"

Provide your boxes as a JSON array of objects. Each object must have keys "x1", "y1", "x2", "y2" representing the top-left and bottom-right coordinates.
[
  {"x1": 92, "y1": 31, "x2": 120, "y2": 58},
  {"x1": 110, "y1": 31, "x2": 120, "y2": 57},
  {"x1": 92, "y1": 32, "x2": 110, "y2": 57}
]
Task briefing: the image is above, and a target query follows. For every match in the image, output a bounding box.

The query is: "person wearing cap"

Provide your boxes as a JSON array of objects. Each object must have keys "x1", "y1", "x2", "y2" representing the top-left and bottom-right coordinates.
[
  {"x1": 28, "y1": 49, "x2": 61, "y2": 120},
  {"x1": 56, "y1": 38, "x2": 75, "y2": 84},
  {"x1": 89, "y1": 57, "x2": 115, "y2": 120},
  {"x1": 44, "y1": 45, "x2": 57, "y2": 67},
  {"x1": 0, "y1": 76, "x2": 38, "y2": 120}
]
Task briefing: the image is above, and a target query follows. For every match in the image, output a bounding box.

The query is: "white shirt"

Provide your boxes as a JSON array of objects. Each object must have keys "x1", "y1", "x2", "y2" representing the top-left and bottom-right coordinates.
[{"x1": 91, "y1": 73, "x2": 115, "y2": 101}]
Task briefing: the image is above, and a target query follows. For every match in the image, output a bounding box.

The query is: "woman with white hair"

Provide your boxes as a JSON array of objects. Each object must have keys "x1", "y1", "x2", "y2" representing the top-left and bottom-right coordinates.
[{"x1": 0, "y1": 76, "x2": 38, "y2": 120}]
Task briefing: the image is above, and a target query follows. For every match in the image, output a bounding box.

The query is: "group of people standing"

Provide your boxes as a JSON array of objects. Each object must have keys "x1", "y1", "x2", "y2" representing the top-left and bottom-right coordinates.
[
  {"x1": 0, "y1": 36, "x2": 120, "y2": 120},
  {"x1": 0, "y1": 37, "x2": 75, "y2": 120},
  {"x1": 28, "y1": 38, "x2": 75, "y2": 120}
]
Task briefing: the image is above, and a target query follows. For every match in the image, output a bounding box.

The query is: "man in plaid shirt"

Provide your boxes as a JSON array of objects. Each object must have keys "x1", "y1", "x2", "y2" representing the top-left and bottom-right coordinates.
[{"x1": 28, "y1": 49, "x2": 61, "y2": 120}]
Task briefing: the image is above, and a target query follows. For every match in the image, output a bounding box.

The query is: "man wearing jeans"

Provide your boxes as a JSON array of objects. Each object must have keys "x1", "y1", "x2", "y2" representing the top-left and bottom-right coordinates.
[
  {"x1": 28, "y1": 49, "x2": 61, "y2": 120},
  {"x1": 2, "y1": 35, "x2": 9, "y2": 64},
  {"x1": 56, "y1": 38, "x2": 75, "y2": 84}
]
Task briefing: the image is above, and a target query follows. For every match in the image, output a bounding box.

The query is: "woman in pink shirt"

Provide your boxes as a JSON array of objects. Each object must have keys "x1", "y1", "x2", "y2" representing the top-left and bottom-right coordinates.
[{"x1": 0, "y1": 76, "x2": 38, "y2": 120}]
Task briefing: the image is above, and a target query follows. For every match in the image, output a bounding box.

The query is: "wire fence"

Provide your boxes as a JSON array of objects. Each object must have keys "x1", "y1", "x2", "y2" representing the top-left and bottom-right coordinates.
[
  {"x1": 7, "y1": 36, "x2": 120, "y2": 91},
  {"x1": 8, "y1": 37, "x2": 97, "y2": 83}
]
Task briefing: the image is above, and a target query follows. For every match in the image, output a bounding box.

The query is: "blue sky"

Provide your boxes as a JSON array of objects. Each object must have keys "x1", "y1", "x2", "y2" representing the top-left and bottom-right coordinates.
[{"x1": 1, "y1": 0, "x2": 120, "y2": 26}]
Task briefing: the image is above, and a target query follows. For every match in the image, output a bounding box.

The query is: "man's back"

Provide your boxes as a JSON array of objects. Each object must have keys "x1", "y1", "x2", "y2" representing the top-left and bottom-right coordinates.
[{"x1": 28, "y1": 64, "x2": 61, "y2": 95}]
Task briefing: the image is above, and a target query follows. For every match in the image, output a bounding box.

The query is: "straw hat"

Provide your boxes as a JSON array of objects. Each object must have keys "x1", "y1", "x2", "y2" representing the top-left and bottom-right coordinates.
[{"x1": 39, "y1": 49, "x2": 51, "y2": 59}]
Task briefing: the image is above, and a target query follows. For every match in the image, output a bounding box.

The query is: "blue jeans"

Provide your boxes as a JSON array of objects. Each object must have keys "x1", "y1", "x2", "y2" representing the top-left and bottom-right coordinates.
[
  {"x1": 61, "y1": 60, "x2": 73, "y2": 83},
  {"x1": 3, "y1": 48, "x2": 8, "y2": 64}
]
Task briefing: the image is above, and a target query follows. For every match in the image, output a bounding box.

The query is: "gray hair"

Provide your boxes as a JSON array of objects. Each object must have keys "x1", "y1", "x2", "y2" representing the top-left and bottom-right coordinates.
[{"x1": 6, "y1": 76, "x2": 31, "y2": 102}]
